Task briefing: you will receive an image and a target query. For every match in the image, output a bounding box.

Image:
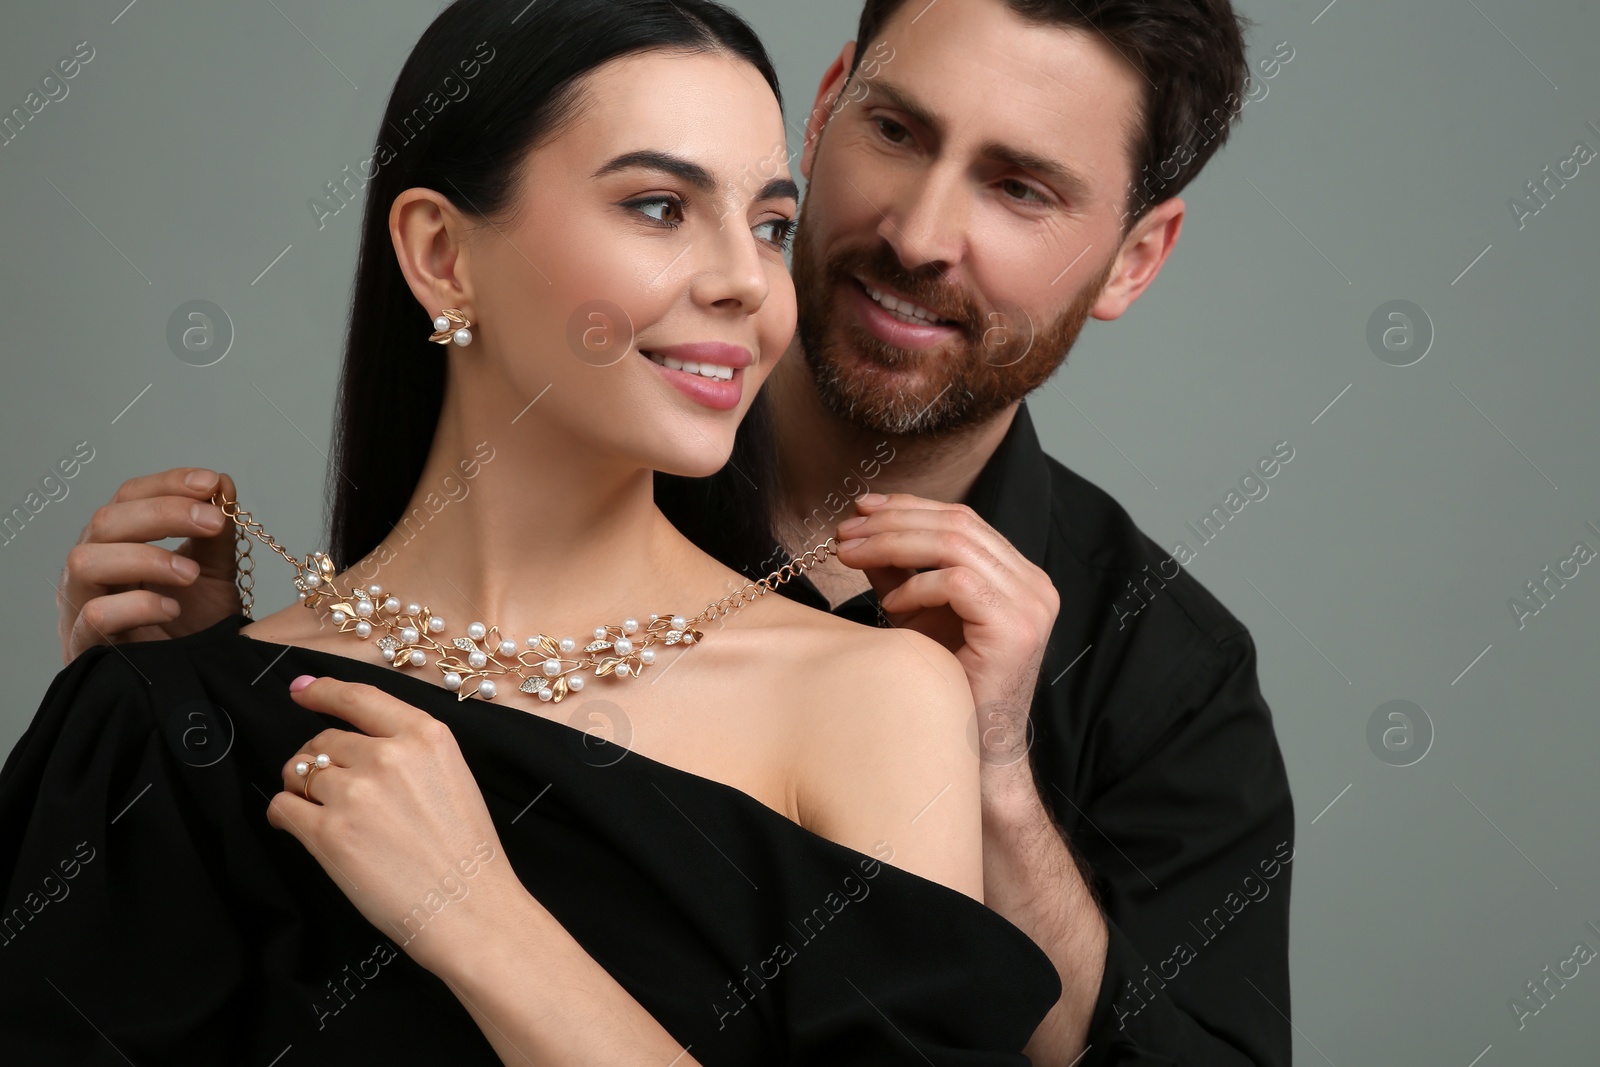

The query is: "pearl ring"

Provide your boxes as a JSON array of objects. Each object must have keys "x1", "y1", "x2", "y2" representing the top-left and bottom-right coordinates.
[{"x1": 294, "y1": 752, "x2": 332, "y2": 802}]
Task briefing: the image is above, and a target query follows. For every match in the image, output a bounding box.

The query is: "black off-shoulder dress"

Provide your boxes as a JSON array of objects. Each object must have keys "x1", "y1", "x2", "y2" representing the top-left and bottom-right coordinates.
[{"x1": 0, "y1": 615, "x2": 1059, "y2": 1065}]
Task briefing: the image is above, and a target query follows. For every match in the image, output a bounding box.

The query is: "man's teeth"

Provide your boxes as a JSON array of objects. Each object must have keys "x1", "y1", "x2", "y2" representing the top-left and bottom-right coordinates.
[
  {"x1": 645, "y1": 352, "x2": 735, "y2": 381},
  {"x1": 863, "y1": 283, "x2": 950, "y2": 326}
]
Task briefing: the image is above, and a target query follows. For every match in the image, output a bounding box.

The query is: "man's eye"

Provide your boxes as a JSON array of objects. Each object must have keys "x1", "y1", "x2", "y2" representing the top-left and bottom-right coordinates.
[
  {"x1": 873, "y1": 117, "x2": 910, "y2": 144},
  {"x1": 628, "y1": 196, "x2": 685, "y2": 225},
  {"x1": 754, "y1": 218, "x2": 796, "y2": 248},
  {"x1": 1000, "y1": 178, "x2": 1047, "y2": 204}
]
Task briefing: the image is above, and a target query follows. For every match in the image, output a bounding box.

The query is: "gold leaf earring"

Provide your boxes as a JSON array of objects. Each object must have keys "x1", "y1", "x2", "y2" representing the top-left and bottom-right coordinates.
[{"x1": 429, "y1": 309, "x2": 473, "y2": 347}]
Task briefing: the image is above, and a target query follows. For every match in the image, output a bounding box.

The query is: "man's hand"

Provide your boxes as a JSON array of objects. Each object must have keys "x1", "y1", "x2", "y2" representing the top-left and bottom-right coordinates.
[
  {"x1": 57, "y1": 468, "x2": 243, "y2": 664},
  {"x1": 835, "y1": 491, "x2": 1103, "y2": 1062},
  {"x1": 833, "y1": 492, "x2": 1060, "y2": 782}
]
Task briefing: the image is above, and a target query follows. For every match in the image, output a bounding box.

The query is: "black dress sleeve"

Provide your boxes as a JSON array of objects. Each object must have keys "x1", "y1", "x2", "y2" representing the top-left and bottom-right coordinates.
[
  {"x1": 1075, "y1": 629, "x2": 1295, "y2": 1066},
  {"x1": 0, "y1": 647, "x2": 254, "y2": 1064}
]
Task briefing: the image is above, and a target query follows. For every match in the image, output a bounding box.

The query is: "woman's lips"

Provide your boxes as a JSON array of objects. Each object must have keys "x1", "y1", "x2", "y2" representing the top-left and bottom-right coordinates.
[{"x1": 640, "y1": 350, "x2": 745, "y2": 411}]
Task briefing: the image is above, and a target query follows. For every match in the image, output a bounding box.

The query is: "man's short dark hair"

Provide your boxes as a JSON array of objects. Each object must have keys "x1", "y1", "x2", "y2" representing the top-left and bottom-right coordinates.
[{"x1": 848, "y1": 0, "x2": 1251, "y2": 230}]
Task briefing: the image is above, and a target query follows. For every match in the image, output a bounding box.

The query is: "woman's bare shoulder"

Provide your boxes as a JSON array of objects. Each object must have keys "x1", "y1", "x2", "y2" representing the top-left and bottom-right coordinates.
[{"x1": 741, "y1": 597, "x2": 984, "y2": 898}]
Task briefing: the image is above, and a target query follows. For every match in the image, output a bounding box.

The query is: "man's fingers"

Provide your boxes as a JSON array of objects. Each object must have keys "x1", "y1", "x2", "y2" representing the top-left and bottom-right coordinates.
[
  {"x1": 835, "y1": 528, "x2": 1004, "y2": 581},
  {"x1": 188, "y1": 470, "x2": 241, "y2": 574},
  {"x1": 65, "y1": 541, "x2": 203, "y2": 595},
  {"x1": 876, "y1": 566, "x2": 1003, "y2": 620},
  {"x1": 66, "y1": 589, "x2": 180, "y2": 659},
  {"x1": 82, "y1": 495, "x2": 229, "y2": 549},
  {"x1": 108, "y1": 467, "x2": 223, "y2": 506}
]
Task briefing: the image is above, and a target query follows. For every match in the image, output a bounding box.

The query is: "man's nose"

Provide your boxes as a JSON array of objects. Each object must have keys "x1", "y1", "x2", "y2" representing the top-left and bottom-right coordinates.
[{"x1": 877, "y1": 164, "x2": 970, "y2": 273}]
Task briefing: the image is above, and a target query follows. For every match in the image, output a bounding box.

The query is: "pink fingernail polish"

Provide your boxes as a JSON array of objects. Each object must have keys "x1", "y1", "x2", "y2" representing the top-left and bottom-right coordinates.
[{"x1": 289, "y1": 675, "x2": 316, "y2": 693}]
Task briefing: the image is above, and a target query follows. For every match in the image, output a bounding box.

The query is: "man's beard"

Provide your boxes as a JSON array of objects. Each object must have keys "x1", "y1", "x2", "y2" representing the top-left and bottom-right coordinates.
[{"x1": 790, "y1": 206, "x2": 1114, "y2": 438}]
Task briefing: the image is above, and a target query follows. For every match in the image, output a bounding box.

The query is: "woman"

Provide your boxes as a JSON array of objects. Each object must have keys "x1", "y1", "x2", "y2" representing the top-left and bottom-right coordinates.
[{"x1": 0, "y1": 0, "x2": 1059, "y2": 1062}]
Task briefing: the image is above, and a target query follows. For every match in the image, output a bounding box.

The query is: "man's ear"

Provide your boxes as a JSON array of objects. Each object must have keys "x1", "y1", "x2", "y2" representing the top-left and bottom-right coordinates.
[
  {"x1": 1092, "y1": 197, "x2": 1184, "y2": 322},
  {"x1": 388, "y1": 187, "x2": 475, "y2": 325},
  {"x1": 800, "y1": 41, "x2": 858, "y2": 182}
]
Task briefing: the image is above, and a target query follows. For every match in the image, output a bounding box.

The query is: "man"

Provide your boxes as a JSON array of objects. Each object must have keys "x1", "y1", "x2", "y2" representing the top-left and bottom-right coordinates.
[{"x1": 55, "y1": 0, "x2": 1293, "y2": 1063}]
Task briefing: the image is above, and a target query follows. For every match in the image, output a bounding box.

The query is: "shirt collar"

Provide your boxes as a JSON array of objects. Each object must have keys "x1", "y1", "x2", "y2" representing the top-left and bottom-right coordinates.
[
  {"x1": 778, "y1": 399, "x2": 1055, "y2": 614},
  {"x1": 959, "y1": 398, "x2": 1054, "y2": 570}
]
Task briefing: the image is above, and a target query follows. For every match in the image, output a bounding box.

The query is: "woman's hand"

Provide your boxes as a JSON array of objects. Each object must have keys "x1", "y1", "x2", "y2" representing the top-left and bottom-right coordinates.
[{"x1": 266, "y1": 675, "x2": 521, "y2": 977}]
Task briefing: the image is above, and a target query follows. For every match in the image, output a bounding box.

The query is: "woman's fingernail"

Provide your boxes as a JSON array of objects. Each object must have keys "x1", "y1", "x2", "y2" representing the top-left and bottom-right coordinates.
[
  {"x1": 289, "y1": 675, "x2": 316, "y2": 693},
  {"x1": 159, "y1": 597, "x2": 181, "y2": 616},
  {"x1": 184, "y1": 469, "x2": 219, "y2": 491},
  {"x1": 838, "y1": 515, "x2": 866, "y2": 533},
  {"x1": 857, "y1": 493, "x2": 887, "y2": 506},
  {"x1": 838, "y1": 538, "x2": 865, "y2": 551},
  {"x1": 171, "y1": 555, "x2": 201, "y2": 580}
]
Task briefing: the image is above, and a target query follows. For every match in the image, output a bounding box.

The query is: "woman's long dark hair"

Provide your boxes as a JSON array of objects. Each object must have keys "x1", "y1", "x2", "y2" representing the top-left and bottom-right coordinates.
[{"x1": 328, "y1": 0, "x2": 784, "y2": 581}]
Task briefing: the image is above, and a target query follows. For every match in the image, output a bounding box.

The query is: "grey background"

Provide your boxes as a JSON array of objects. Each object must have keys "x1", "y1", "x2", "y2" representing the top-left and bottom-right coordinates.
[{"x1": 2, "y1": 0, "x2": 1597, "y2": 1062}]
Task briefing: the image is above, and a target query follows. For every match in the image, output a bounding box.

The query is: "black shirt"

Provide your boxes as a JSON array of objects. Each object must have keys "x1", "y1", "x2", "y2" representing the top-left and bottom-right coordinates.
[
  {"x1": 776, "y1": 400, "x2": 1295, "y2": 1066},
  {"x1": 0, "y1": 619, "x2": 1060, "y2": 1064}
]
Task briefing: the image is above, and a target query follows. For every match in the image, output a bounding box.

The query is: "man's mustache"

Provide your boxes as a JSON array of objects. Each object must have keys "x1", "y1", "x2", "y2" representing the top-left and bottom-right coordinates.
[{"x1": 824, "y1": 250, "x2": 981, "y2": 339}]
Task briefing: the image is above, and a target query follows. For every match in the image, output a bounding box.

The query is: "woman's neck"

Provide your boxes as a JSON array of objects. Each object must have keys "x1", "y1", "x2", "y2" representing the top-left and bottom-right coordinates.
[{"x1": 339, "y1": 404, "x2": 726, "y2": 645}]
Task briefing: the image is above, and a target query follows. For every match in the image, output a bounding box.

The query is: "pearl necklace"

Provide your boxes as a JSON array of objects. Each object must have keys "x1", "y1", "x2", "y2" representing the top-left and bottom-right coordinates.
[{"x1": 214, "y1": 493, "x2": 838, "y2": 704}]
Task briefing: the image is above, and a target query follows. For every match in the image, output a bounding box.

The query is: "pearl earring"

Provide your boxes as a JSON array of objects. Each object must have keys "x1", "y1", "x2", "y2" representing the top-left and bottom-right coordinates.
[{"x1": 428, "y1": 308, "x2": 473, "y2": 347}]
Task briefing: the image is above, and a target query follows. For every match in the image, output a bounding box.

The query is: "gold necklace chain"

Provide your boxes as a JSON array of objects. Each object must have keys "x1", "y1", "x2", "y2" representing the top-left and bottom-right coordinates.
[{"x1": 212, "y1": 491, "x2": 839, "y2": 705}]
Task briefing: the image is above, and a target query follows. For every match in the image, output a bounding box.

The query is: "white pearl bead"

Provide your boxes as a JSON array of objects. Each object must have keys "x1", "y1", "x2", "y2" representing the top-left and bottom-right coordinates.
[
  {"x1": 650, "y1": 613, "x2": 659, "y2": 622},
  {"x1": 331, "y1": 610, "x2": 347, "y2": 624},
  {"x1": 409, "y1": 650, "x2": 426, "y2": 666},
  {"x1": 478, "y1": 679, "x2": 497, "y2": 699},
  {"x1": 468, "y1": 651, "x2": 488, "y2": 669},
  {"x1": 305, "y1": 573, "x2": 321, "y2": 587},
  {"x1": 622, "y1": 618, "x2": 638, "y2": 634},
  {"x1": 559, "y1": 636, "x2": 576, "y2": 653},
  {"x1": 543, "y1": 658, "x2": 562, "y2": 677},
  {"x1": 297, "y1": 592, "x2": 308, "y2": 603},
  {"x1": 428, "y1": 617, "x2": 446, "y2": 633},
  {"x1": 467, "y1": 622, "x2": 487, "y2": 641},
  {"x1": 294, "y1": 761, "x2": 309, "y2": 776},
  {"x1": 671, "y1": 616, "x2": 687, "y2": 630},
  {"x1": 594, "y1": 627, "x2": 608, "y2": 641},
  {"x1": 368, "y1": 584, "x2": 383, "y2": 597},
  {"x1": 683, "y1": 632, "x2": 695, "y2": 644},
  {"x1": 354, "y1": 600, "x2": 374, "y2": 618},
  {"x1": 443, "y1": 672, "x2": 463, "y2": 691},
  {"x1": 498, "y1": 640, "x2": 517, "y2": 658},
  {"x1": 401, "y1": 627, "x2": 420, "y2": 644},
  {"x1": 453, "y1": 327, "x2": 472, "y2": 347},
  {"x1": 434, "y1": 315, "x2": 450, "y2": 332},
  {"x1": 315, "y1": 753, "x2": 331, "y2": 768},
  {"x1": 355, "y1": 620, "x2": 372, "y2": 637},
  {"x1": 526, "y1": 636, "x2": 540, "y2": 648},
  {"x1": 382, "y1": 597, "x2": 400, "y2": 614},
  {"x1": 537, "y1": 688, "x2": 553, "y2": 702},
  {"x1": 406, "y1": 603, "x2": 421, "y2": 616},
  {"x1": 380, "y1": 648, "x2": 394, "y2": 662},
  {"x1": 613, "y1": 638, "x2": 633, "y2": 656},
  {"x1": 616, "y1": 663, "x2": 631, "y2": 676},
  {"x1": 639, "y1": 648, "x2": 655, "y2": 664},
  {"x1": 568, "y1": 674, "x2": 585, "y2": 691}
]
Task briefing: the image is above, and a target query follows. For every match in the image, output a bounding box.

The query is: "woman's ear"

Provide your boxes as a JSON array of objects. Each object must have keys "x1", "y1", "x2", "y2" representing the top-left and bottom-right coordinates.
[
  {"x1": 800, "y1": 41, "x2": 857, "y2": 182},
  {"x1": 389, "y1": 188, "x2": 475, "y2": 321}
]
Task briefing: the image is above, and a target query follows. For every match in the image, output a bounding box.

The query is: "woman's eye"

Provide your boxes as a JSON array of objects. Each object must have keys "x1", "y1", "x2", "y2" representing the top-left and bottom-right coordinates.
[
  {"x1": 628, "y1": 196, "x2": 684, "y2": 225},
  {"x1": 754, "y1": 218, "x2": 796, "y2": 248}
]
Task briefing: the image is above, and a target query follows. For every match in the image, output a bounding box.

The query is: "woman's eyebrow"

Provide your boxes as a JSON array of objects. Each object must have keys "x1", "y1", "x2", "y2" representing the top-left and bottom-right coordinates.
[
  {"x1": 756, "y1": 177, "x2": 800, "y2": 202},
  {"x1": 594, "y1": 150, "x2": 799, "y2": 204},
  {"x1": 593, "y1": 150, "x2": 715, "y2": 191}
]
